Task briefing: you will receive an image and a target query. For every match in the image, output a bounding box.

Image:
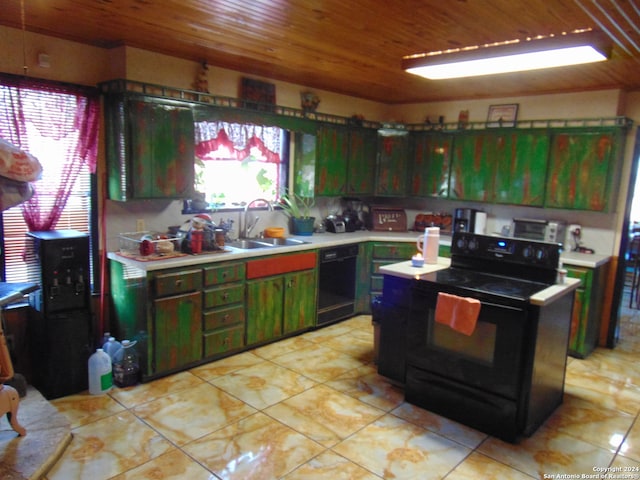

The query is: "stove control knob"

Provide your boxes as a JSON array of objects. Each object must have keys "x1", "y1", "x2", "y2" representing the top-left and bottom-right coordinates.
[
  {"x1": 523, "y1": 245, "x2": 534, "y2": 258},
  {"x1": 456, "y1": 237, "x2": 467, "y2": 250},
  {"x1": 536, "y1": 248, "x2": 546, "y2": 260},
  {"x1": 468, "y1": 238, "x2": 479, "y2": 251}
]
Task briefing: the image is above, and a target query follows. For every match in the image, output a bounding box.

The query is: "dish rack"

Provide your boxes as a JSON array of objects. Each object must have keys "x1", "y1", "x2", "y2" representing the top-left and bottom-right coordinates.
[{"x1": 118, "y1": 231, "x2": 182, "y2": 257}]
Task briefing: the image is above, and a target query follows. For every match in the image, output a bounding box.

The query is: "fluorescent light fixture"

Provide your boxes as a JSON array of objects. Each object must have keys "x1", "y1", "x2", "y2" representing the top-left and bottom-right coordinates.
[{"x1": 403, "y1": 30, "x2": 610, "y2": 80}]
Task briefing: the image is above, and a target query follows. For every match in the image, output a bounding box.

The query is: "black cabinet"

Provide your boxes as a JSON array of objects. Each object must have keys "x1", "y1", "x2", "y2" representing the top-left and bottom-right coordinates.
[{"x1": 374, "y1": 275, "x2": 412, "y2": 383}]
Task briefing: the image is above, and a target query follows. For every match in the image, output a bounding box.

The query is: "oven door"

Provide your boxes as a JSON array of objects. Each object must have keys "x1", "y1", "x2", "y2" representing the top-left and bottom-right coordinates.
[{"x1": 406, "y1": 282, "x2": 529, "y2": 400}]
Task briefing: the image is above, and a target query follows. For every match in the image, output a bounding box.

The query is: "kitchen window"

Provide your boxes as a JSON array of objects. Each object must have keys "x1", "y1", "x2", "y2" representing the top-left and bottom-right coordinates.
[
  {"x1": 194, "y1": 121, "x2": 289, "y2": 207},
  {"x1": 0, "y1": 74, "x2": 99, "y2": 287}
]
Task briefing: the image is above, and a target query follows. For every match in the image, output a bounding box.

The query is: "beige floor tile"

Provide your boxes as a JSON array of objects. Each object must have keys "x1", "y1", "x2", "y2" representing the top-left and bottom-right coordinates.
[
  {"x1": 542, "y1": 393, "x2": 635, "y2": 450},
  {"x1": 45, "y1": 410, "x2": 174, "y2": 480},
  {"x1": 110, "y1": 449, "x2": 215, "y2": 479},
  {"x1": 183, "y1": 412, "x2": 325, "y2": 480},
  {"x1": 189, "y1": 350, "x2": 265, "y2": 381},
  {"x1": 444, "y1": 451, "x2": 536, "y2": 479},
  {"x1": 391, "y1": 402, "x2": 488, "y2": 449},
  {"x1": 325, "y1": 364, "x2": 404, "y2": 411},
  {"x1": 271, "y1": 344, "x2": 364, "y2": 382},
  {"x1": 618, "y1": 414, "x2": 640, "y2": 463},
  {"x1": 108, "y1": 371, "x2": 205, "y2": 408},
  {"x1": 133, "y1": 382, "x2": 256, "y2": 446},
  {"x1": 252, "y1": 335, "x2": 316, "y2": 360},
  {"x1": 478, "y1": 426, "x2": 615, "y2": 478},
  {"x1": 333, "y1": 413, "x2": 471, "y2": 479},
  {"x1": 264, "y1": 384, "x2": 384, "y2": 447},
  {"x1": 211, "y1": 360, "x2": 317, "y2": 409},
  {"x1": 283, "y1": 450, "x2": 380, "y2": 479},
  {"x1": 50, "y1": 391, "x2": 126, "y2": 428}
]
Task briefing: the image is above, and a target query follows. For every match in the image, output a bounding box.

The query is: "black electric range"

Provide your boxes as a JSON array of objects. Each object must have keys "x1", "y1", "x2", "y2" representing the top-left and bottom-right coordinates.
[{"x1": 405, "y1": 232, "x2": 572, "y2": 443}]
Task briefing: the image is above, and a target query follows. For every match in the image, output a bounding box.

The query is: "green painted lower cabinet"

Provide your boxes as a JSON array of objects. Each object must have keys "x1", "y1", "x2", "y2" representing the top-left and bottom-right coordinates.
[
  {"x1": 246, "y1": 269, "x2": 317, "y2": 345},
  {"x1": 565, "y1": 263, "x2": 608, "y2": 358},
  {"x1": 247, "y1": 277, "x2": 283, "y2": 344},
  {"x1": 154, "y1": 291, "x2": 202, "y2": 373}
]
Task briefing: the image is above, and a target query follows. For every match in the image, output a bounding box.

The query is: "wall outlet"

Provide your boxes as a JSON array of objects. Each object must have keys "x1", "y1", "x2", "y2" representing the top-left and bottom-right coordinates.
[{"x1": 136, "y1": 219, "x2": 146, "y2": 232}]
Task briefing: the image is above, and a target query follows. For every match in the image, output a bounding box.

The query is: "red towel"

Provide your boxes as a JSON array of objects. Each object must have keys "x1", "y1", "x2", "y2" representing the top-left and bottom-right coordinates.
[{"x1": 435, "y1": 292, "x2": 481, "y2": 336}]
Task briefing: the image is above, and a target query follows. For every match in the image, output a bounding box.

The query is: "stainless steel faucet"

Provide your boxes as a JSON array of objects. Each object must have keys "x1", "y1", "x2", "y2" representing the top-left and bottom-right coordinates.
[{"x1": 243, "y1": 198, "x2": 273, "y2": 238}]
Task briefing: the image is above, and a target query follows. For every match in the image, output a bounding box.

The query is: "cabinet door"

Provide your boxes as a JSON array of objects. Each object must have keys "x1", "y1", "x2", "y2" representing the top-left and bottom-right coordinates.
[
  {"x1": 126, "y1": 99, "x2": 195, "y2": 200},
  {"x1": 347, "y1": 128, "x2": 377, "y2": 195},
  {"x1": 546, "y1": 131, "x2": 617, "y2": 211},
  {"x1": 492, "y1": 132, "x2": 549, "y2": 206},
  {"x1": 153, "y1": 291, "x2": 202, "y2": 373},
  {"x1": 316, "y1": 125, "x2": 348, "y2": 196},
  {"x1": 283, "y1": 270, "x2": 316, "y2": 334},
  {"x1": 450, "y1": 132, "x2": 495, "y2": 201},
  {"x1": 246, "y1": 277, "x2": 284, "y2": 344},
  {"x1": 410, "y1": 132, "x2": 452, "y2": 197},
  {"x1": 376, "y1": 135, "x2": 409, "y2": 196}
]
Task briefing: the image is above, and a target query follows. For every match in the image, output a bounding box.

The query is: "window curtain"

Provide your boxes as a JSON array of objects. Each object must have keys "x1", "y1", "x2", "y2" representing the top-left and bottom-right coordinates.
[
  {"x1": 0, "y1": 75, "x2": 99, "y2": 231},
  {"x1": 195, "y1": 121, "x2": 282, "y2": 163}
]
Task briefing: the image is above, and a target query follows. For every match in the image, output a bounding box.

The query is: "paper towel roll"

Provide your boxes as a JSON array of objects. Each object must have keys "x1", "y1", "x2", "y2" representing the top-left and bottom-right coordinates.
[{"x1": 474, "y1": 212, "x2": 487, "y2": 234}]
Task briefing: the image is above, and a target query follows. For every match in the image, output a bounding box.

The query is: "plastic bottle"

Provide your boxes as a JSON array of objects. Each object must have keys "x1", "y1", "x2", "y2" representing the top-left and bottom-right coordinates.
[
  {"x1": 103, "y1": 336, "x2": 122, "y2": 361},
  {"x1": 112, "y1": 340, "x2": 140, "y2": 388},
  {"x1": 88, "y1": 348, "x2": 112, "y2": 394}
]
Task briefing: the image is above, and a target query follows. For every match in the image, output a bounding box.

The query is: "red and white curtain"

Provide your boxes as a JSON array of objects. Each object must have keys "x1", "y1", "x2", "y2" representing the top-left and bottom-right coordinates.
[{"x1": 195, "y1": 121, "x2": 282, "y2": 163}]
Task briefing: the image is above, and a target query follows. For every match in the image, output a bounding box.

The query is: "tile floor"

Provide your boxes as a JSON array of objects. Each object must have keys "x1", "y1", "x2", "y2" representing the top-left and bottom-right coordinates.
[{"x1": 39, "y1": 299, "x2": 640, "y2": 480}]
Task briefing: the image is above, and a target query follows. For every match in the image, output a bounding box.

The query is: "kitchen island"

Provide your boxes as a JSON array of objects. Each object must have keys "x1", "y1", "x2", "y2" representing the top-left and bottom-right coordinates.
[{"x1": 376, "y1": 232, "x2": 582, "y2": 442}]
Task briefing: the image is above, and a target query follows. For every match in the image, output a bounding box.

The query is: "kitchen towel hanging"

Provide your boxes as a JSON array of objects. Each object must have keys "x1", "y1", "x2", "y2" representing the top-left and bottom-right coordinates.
[{"x1": 435, "y1": 292, "x2": 481, "y2": 336}]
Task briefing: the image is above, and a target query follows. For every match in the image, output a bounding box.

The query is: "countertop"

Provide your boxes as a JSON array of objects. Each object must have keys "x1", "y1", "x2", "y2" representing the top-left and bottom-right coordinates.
[
  {"x1": 107, "y1": 230, "x2": 609, "y2": 272},
  {"x1": 379, "y1": 259, "x2": 581, "y2": 307}
]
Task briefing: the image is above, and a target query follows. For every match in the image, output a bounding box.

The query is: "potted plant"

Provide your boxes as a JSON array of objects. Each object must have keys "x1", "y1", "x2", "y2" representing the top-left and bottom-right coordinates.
[{"x1": 279, "y1": 192, "x2": 316, "y2": 235}]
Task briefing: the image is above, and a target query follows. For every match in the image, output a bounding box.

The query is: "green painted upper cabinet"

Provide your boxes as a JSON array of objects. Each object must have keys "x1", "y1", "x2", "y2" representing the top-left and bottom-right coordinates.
[
  {"x1": 545, "y1": 130, "x2": 620, "y2": 211},
  {"x1": 450, "y1": 130, "x2": 549, "y2": 206},
  {"x1": 410, "y1": 131, "x2": 452, "y2": 198},
  {"x1": 316, "y1": 125, "x2": 349, "y2": 195},
  {"x1": 347, "y1": 127, "x2": 377, "y2": 195},
  {"x1": 104, "y1": 95, "x2": 195, "y2": 200},
  {"x1": 376, "y1": 134, "x2": 410, "y2": 196},
  {"x1": 300, "y1": 126, "x2": 376, "y2": 197},
  {"x1": 449, "y1": 131, "x2": 494, "y2": 202},
  {"x1": 491, "y1": 131, "x2": 549, "y2": 206}
]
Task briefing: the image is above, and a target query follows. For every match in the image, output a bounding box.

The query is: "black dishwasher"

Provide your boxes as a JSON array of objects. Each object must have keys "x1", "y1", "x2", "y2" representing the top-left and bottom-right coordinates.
[{"x1": 317, "y1": 244, "x2": 358, "y2": 325}]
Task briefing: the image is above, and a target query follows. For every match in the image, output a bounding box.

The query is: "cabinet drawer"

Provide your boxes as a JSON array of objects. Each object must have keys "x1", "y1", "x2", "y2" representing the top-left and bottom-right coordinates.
[
  {"x1": 247, "y1": 252, "x2": 317, "y2": 279},
  {"x1": 204, "y1": 326, "x2": 245, "y2": 356},
  {"x1": 371, "y1": 275, "x2": 384, "y2": 292},
  {"x1": 204, "y1": 283, "x2": 245, "y2": 308},
  {"x1": 204, "y1": 262, "x2": 245, "y2": 286},
  {"x1": 372, "y1": 243, "x2": 416, "y2": 259},
  {"x1": 204, "y1": 304, "x2": 245, "y2": 330},
  {"x1": 154, "y1": 269, "x2": 202, "y2": 297}
]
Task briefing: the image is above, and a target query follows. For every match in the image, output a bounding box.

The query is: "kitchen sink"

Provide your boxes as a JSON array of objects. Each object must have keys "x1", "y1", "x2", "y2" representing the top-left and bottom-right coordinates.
[
  {"x1": 227, "y1": 238, "x2": 310, "y2": 250},
  {"x1": 252, "y1": 237, "x2": 309, "y2": 247}
]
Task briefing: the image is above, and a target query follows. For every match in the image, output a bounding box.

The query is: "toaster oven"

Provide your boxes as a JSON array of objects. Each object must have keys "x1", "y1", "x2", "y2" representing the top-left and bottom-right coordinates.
[{"x1": 511, "y1": 218, "x2": 566, "y2": 244}]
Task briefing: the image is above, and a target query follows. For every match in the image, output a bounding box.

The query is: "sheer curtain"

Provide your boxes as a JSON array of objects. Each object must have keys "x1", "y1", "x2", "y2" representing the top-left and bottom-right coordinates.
[{"x1": 0, "y1": 74, "x2": 99, "y2": 231}]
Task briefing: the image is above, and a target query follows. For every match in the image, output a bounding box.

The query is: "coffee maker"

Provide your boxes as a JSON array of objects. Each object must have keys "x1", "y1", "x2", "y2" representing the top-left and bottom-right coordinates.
[{"x1": 453, "y1": 208, "x2": 477, "y2": 233}]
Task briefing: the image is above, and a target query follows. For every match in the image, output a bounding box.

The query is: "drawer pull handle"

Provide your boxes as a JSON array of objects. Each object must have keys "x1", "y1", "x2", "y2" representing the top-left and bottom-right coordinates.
[
  {"x1": 223, "y1": 314, "x2": 230, "y2": 322},
  {"x1": 222, "y1": 292, "x2": 229, "y2": 300},
  {"x1": 175, "y1": 279, "x2": 183, "y2": 287}
]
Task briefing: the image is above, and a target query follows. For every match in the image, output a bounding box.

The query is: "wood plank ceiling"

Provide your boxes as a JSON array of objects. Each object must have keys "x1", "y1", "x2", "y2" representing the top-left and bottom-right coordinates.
[{"x1": 1, "y1": 0, "x2": 639, "y2": 104}]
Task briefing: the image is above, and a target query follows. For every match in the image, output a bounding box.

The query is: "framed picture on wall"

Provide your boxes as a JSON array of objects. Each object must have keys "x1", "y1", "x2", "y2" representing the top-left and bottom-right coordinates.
[
  {"x1": 240, "y1": 78, "x2": 276, "y2": 112},
  {"x1": 487, "y1": 103, "x2": 519, "y2": 127}
]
